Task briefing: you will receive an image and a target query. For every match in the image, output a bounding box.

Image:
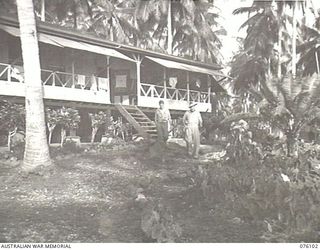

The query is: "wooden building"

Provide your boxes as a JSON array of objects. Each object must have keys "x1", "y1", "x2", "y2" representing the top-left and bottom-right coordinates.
[{"x1": 0, "y1": 15, "x2": 227, "y2": 140}]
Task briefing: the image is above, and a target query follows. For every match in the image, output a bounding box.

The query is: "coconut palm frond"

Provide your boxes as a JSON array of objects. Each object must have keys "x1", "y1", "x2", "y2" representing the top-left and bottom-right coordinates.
[
  {"x1": 297, "y1": 40, "x2": 319, "y2": 53},
  {"x1": 239, "y1": 12, "x2": 264, "y2": 31},
  {"x1": 307, "y1": 74, "x2": 320, "y2": 105},
  {"x1": 232, "y1": 6, "x2": 261, "y2": 15}
]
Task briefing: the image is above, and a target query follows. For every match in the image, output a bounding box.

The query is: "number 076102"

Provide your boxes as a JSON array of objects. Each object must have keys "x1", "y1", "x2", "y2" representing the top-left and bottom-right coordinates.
[{"x1": 300, "y1": 244, "x2": 318, "y2": 249}]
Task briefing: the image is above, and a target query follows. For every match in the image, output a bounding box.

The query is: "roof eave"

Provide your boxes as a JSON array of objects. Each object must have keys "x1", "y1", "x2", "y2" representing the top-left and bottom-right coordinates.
[{"x1": 0, "y1": 14, "x2": 223, "y2": 70}]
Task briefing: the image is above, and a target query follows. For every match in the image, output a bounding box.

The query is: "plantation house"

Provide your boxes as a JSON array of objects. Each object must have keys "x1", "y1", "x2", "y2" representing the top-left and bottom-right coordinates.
[{"x1": 0, "y1": 15, "x2": 227, "y2": 141}]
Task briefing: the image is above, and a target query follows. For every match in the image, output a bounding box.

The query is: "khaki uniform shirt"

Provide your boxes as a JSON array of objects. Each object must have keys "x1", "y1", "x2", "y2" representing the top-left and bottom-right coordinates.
[{"x1": 155, "y1": 108, "x2": 171, "y2": 124}]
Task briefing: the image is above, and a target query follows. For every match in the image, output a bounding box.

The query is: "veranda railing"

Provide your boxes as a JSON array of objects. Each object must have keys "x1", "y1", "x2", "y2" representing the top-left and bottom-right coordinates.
[
  {"x1": 139, "y1": 82, "x2": 210, "y2": 104},
  {"x1": 0, "y1": 63, "x2": 109, "y2": 92}
]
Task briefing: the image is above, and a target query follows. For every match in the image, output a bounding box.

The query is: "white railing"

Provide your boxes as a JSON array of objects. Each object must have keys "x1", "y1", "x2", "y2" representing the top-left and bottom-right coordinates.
[
  {"x1": 139, "y1": 83, "x2": 210, "y2": 104},
  {"x1": 0, "y1": 63, "x2": 109, "y2": 92},
  {"x1": 0, "y1": 63, "x2": 24, "y2": 83}
]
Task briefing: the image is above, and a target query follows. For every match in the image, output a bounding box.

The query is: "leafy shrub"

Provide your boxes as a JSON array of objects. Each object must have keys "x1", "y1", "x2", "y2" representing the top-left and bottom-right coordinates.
[
  {"x1": 141, "y1": 201, "x2": 182, "y2": 242},
  {"x1": 58, "y1": 107, "x2": 81, "y2": 146},
  {"x1": 0, "y1": 100, "x2": 25, "y2": 150},
  {"x1": 89, "y1": 110, "x2": 110, "y2": 143},
  {"x1": 194, "y1": 151, "x2": 320, "y2": 242}
]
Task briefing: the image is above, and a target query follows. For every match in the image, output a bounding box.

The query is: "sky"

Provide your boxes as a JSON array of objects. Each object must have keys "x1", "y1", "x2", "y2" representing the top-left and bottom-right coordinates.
[
  {"x1": 215, "y1": 0, "x2": 252, "y2": 64},
  {"x1": 214, "y1": 0, "x2": 320, "y2": 67}
]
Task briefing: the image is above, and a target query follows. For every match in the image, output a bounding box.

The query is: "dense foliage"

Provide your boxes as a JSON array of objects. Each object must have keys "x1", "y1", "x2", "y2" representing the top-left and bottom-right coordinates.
[
  {"x1": 89, "y1": 110, "x2": 111, "y2": 143},
  {"x1": 0, "y1": 100, "x2": 25, "y2": 150},
  {"x1": 0, "y1": 0, "x2": 224, "y2": 64}
]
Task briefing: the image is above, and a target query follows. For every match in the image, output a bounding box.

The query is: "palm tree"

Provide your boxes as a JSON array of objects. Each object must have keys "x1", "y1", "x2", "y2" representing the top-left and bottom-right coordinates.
[
  {"x1": 256, "y1": 75, "x2": 320, "y2": 156},
  {"x1": 231, "y1": 0, "x2": 278, "y2": 91},
  {"x1": 297, "y1": 8, "x2": 320, "y2": 75},
  {"x1": 36, "y1": 0, "x2": 92, "y2": 30},
  {"x1": 231, "y1": 0, "x2": 305, "y2": 92},
  {"x1": 135, "y1": 0, "x2": 223, "y2": 63},
  {"x1": 88, "y1": 0, "x2": 137, "y2": 44},
  {"x1": 16, "y1": 0, "x2": 52, "y2": 172},
  {"x1": 220, "y1": 75, "x2": 320, "y2": 156}
]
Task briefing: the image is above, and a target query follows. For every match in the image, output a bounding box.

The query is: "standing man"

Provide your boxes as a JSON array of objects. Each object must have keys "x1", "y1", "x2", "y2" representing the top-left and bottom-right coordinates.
[
  {"x1": 183, "y1": 102, "x2": 203, "y2": 159},
  {"x1": 155, "y1": 100, "x2": 171, "y2": 143}
]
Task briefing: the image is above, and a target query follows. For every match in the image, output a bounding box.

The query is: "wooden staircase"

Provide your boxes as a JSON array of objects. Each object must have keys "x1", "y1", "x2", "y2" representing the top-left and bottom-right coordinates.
[{"x1": 115, "y1": 104, "x2": 157, "y2": 140}]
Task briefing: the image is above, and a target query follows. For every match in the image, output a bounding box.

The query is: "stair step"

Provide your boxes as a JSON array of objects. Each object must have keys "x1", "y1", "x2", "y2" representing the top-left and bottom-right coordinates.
[
  {"x1": 116, "y1": 104, "x2": 158, "y2": 140},
  {"x1": 128, "y1": 112, "x2": 144, "y2": 116},
  {"x1": 134, "y1": 117, "x2": 150, "y2": 120},
  {"x1": 120, "y1": 105, "x2": 139, "y2": 110},
  {"x1": 146, "y1": 129, "x2": 157, "y2": 132},
  {"x1": 131, "y1": 114, "x2": 147, "y2": 118},
  {"x1": 138, "y1": 122, "x2": 154, "y2": 124},
  {"x1": 141, "y1": 125, "x2": 156, "y2": 128}
]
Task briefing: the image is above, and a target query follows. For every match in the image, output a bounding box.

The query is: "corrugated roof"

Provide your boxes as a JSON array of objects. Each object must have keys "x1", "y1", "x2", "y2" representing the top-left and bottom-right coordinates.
[
  {"x1": 0, "y1": 24, "x2": 135, "y2": 62},
  {"x1": 145, "y1": 56, "x2": 227, "y2": 81}
]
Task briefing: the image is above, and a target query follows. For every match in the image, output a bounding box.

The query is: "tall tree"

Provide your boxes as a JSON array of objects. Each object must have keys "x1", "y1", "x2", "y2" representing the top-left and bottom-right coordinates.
[
  {"x1": 36, "y1": 0, "x2": 92, "y2": 30},
  {"x1": 135, "y1": 0, "x2": 223, "y2": 63},
  {"x1": 16, "y1": 0, "x2": 52, "y2": 172},
  {"x1": 88, "y1": 0, "x2": 137, "y2": 44},
  {"x1": 297, "y1": 6, "x2": 320, "y2": 75},
  {"x1": 231, "y1": 0, "x2": 278, "y2": 91},
  {"x1": 231, "y1": 0, "x2": 305, "y2": 92},
  {"x1": 292, "y1": 0, "x2": 298, "y2": 77}
]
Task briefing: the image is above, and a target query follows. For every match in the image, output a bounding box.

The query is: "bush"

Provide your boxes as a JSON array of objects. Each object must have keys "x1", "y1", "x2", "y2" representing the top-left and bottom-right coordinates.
[{"x1": 194, "y1": 151, "x2": 320, "y2": 242}]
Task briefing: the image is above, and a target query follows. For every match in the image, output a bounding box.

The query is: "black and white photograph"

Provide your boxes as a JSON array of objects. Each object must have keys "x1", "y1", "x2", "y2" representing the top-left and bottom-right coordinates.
[{"x1": 0, "y1": 0, "x2": 320, "y2": 247}]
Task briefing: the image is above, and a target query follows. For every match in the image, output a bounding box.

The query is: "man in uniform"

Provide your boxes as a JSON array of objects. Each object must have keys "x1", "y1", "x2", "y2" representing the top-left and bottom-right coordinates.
[
  {"x1": 183, "y1": 102, "x2": 203, "y2": 159},
  {"x1": 155, "y1": 100, "x2": 171, "y2": 143}
]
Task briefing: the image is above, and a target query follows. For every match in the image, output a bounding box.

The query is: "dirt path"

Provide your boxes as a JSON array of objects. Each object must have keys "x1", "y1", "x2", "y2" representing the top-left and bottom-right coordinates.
[{"x1": 0, "y1": 142, "x2": 263, "y2": 242}]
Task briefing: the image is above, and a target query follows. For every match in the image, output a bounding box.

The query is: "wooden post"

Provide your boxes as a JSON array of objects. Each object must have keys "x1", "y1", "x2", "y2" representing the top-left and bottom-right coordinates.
[
  {"x1": 187, "y1": 71, "x2": 190, "y2": 103},
  {"x1": 164, "y1": 67, "x2": 167, "y2": 100},
  {"x1": 8, "y1": 65, "x2": 11, "y2": 82},
  {"x1": 41, "y1": 0, "x2": 45, "y2": 21},
  {"x1": 52, "y1": 72, "x2": 55, "y2": 86},
  {"x1": 316, "y1": 50, "x2": 320, "y2": 74},
  {"x1": 207, "y1": 75, "x2": 211, "y2": 104},
  {"x1": 72, "y1": 60, "x2": 75, "y2": 88},
  {"x1": 136, "y1": 55, "x2": 141, "y2": 106},
  {"x1": 107, "y1": 56, "x2": 111, "y2": 103}
]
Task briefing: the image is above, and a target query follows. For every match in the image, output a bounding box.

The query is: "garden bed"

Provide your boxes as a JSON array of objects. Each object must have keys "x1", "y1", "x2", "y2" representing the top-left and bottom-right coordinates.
[{"x1": 0, "y1": 140, "x2": 319, "y2": 242}]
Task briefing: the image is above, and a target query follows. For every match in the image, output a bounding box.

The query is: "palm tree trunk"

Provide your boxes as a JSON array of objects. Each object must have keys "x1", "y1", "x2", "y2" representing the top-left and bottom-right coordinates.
[
  {"x1": 16, "y1": 0, "x2": 52, "y2": 172},
  {"x1": 167, "y1": 0, "x2": 172, "y2": 54},
  {"x1": 315, "y1": 50, "x2": 320, "y2": 74},
  {"x1": 277, "y1": 13, "x2": 282, "y2": 79},
  {"x1": 292, "y1": 1, "x2": 297, "y2": 78},
  {"x1": 73, "y1": 0, "x2": 77, "y2": 29},
  {"x1": 268, "y1": 58, "x2": 271, "y2": 78}
]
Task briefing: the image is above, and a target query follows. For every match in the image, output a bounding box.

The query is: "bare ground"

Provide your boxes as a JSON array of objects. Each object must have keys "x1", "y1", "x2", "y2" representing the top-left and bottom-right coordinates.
[{"x1": 0, "y1": 141, "x2": 263, "y2": 242}]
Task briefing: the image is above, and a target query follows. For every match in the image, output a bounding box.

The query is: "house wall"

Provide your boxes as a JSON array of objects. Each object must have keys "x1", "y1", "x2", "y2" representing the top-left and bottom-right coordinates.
[
  {"x1": 6, "y1": 36, "x2": 22, "y2": 65},
  {"x1": 141, "y1": 59, "x2": 164, "y2": 85},
  {"x1": 39, "y1": 45, "x2": 107, "y2": 76},
  {"x1": 0, "y1": 30, "x2": 9, "y2": 64},
  {"x1": 39, "y1": 44, "x2": 66, "y2": 72},
  {"x1": 109, "y1": 58, "x2": 136, "y2": 104}
]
